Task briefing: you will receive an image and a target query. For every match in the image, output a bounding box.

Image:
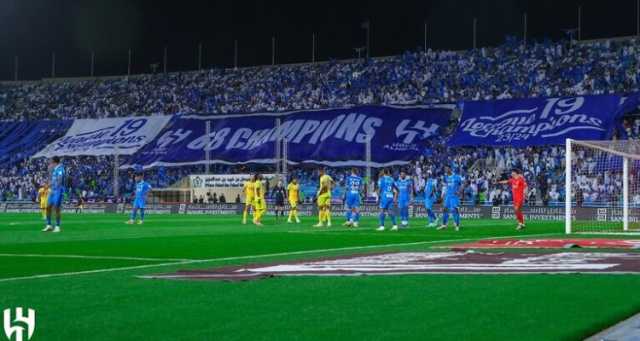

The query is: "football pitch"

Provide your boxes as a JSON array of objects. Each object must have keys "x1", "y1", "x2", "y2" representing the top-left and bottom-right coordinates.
[{"x1": 1, "y1": 213, "x2": 640, "y2": 340}]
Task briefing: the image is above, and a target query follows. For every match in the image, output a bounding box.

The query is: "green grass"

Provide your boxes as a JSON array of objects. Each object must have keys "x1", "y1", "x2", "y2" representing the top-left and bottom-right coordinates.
[{"x1": 1, "y1": 213, "x2": 639, "y2": 340}]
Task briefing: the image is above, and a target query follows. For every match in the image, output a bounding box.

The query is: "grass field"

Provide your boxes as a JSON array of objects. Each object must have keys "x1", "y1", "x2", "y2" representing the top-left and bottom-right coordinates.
[{"x1": 1, "y1": 212, "x2": 640, "y2": 340}]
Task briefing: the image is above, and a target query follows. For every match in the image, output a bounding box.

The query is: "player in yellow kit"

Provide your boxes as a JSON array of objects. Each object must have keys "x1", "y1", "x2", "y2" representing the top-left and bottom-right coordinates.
[
  {"x1": 37, "y1": 183, "x2": 50, "y2": 220},
  {"x1": 252, "y1": 174, "x2": 266, "y2": 226},
  {"x1": 242, "y1": 177, "x2": 255, "y2": 224},
  {"x1": 287, "y1": 177, "x2": 301, "y2": 224},
  {"x1": 314, "y1": 168, "x2": 334, "y2": 227}
]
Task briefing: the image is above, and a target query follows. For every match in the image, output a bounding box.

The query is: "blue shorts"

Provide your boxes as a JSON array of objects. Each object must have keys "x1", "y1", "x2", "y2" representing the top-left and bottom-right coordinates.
[
  {"x1": 424, "y1": 198, "x2": 435, "y2": 210},
  {"x1": 48, "y1": 190, "x2": 63, "y2": 207},
  {"x1": 133, "y1": 199, "x2": 146, "y2": 209},
  {"x1": 379, "y1": 197, "x2": 394, "y2": 210},
  {"x1": 397, "y1": 199, "x2": 410, "y2": 209},
  {"x1": 444, "y1": 196, "x2": 460, "y2": 210},
  {"x1": 345, "y1": 193, "x2": 360, "y2": 209}
]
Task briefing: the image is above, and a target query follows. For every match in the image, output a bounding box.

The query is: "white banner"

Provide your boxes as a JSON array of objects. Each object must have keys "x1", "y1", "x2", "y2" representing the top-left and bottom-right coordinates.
[
  {"x1": 33, "y1": 116, "x2": 172, "y2": 157},
  {"x1": 189, "y1": 174, "x2": 277, "y2": 189},
  {"x1": 189, "y1": 174, "x2": 278, "y2": 204}
]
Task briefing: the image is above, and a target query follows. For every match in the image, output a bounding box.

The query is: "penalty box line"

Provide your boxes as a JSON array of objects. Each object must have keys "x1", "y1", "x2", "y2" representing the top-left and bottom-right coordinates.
[{"x1": 0, "y1": 232, "x2": 559, "y2": 283}]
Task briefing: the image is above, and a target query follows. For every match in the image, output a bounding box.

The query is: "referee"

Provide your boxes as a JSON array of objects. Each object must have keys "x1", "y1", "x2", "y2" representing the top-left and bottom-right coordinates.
[{"x1": 272, "y1": 180, "x2": 287, "y2": 222}]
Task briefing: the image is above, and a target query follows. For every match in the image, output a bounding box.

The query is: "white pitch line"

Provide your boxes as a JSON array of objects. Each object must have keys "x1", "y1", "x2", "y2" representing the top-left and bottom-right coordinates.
[
  {"x1": 0, "y1": 260, "x2": 192, "y2": 283},
  {"x1": 0, "y1": 253, "x2": 194, "y2": 262},
  {"x1": 0, "y1": 232, "x2": 559, "y2": 283}
]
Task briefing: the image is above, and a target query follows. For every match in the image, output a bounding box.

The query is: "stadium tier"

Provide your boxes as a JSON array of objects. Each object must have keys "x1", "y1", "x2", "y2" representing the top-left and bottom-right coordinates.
[
  {"x1": 1, "y1": 38, "x2": 640, "y2": 120},
  {"x1": 1, "y1": 38, "x2": 640, "y2": 235}
]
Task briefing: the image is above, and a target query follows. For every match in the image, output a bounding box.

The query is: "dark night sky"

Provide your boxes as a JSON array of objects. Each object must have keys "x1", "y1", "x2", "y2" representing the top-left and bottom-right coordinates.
[{"x1": 0, "y1": 0, "x2": 637, "y2": 80}]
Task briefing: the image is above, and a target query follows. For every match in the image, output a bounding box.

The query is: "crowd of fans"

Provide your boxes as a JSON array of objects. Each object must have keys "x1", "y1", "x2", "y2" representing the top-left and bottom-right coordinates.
[
  {"x1": 2, "y1": 36, "x2": 640, "y2": 206},
  {"x1": 0, "y1": 156, "x2": 192, "y2": 202},
  {"x1": 2, "y1": 37, "x2": 640, "y2": 120}
]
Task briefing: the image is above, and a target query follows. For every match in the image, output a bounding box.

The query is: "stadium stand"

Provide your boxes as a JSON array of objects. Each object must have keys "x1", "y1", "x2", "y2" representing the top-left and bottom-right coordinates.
[{"x1": 1, "y1": 37, "x2": 640, "y2": 205}]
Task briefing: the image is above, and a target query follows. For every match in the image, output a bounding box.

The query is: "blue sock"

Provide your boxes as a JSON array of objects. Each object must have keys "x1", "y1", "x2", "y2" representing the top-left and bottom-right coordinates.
[
  {"x1": 390, "y1": 213, "x2": 397, "y2": 226},
  {"x1": 402, "y1": 207, "x2": 409, "y2": 222},
  {"x1": 379, "y1": 212, "x2": 386, "y2": 226},
  {"x1": 46, "y1": 214, "x2": 51, "y2": 226},
  {"x1": 346, "y1": 210, "x2": 352, "y2": 222},
  {"x1": 442, "y1": 211, "x2": 449, "y2": 225},
  {"x1": 427, "y1": 209, "x2": 436, "y2": 223},
  {"x1": 355, "y1": 212, "x2": 360, "y2": 222},
  {"x1": 140, "y1": 208, "x2": 145, "y2": 221},
  {"x1": 55, "y1": 214, "x2": 60, "y2": 226},
  {"x1": 131, "y1": 208, "x2": 137, "y2": 220},
  {"x1": 453, "y1": 209, "x2": 460, "y2": 226}
]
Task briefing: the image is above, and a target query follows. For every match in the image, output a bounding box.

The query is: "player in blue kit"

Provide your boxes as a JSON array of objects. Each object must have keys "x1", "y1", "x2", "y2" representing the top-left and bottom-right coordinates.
[
  {"x1": 424, "y1": 171, "x2": 439, "y2": 227},
  {"x1": 376, "y1": 169, "x2": 398, "y2": 231},
  {"x1": 438, "y1": 166, "x2": 463, "y2": 231},
  {"x1": 42, "y1": 156, "x2": 65, "y2": 233},
  {"x1": 395, "y1": 169, "x2": 413, "y2": 228},
  {"x1": 343, "y1": 168, "x2": 363, "y2": 228},
  {"x1": 127, "y1": 172, "x2": 152, "y2": 225}
]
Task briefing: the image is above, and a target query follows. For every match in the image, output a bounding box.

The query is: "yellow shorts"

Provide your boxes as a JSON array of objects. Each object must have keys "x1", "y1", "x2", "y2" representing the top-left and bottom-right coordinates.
[
  {"x1": 317, "y1": 193, "x2": 331, "y2": 207},
  {"x1": 254, "y1": 198, "x2": 266, "y2": 211},
  {"x1": 288, "y1": 199, "x2": 298, "y2": 209},
  {"x1": 245, "y1": 197, "x2": 254, "y2": 206}
]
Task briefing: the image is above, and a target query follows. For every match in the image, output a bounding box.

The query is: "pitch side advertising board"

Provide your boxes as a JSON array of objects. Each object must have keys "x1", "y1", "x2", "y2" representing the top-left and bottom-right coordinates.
[{"x1": 3, "y1": 202, "x2": 636, "y2": 224}]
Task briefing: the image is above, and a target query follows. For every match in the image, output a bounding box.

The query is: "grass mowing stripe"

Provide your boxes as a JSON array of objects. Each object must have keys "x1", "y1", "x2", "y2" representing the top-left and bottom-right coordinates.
[
  {"x1": 0, "y1": 232, "x2": 560, "y2": 283},
  {"x1": 7, "y1": 217, "x2": 260, "y2": 226},
  {"x1": 0, "y1": 253, "x2": 194, "y2": 262},
  {"x1": 286, "y1": 221, "x2": 538, "y2": 233},
  {"x1": 575, "y1": 232, "x2": 640, "y2": 236}
]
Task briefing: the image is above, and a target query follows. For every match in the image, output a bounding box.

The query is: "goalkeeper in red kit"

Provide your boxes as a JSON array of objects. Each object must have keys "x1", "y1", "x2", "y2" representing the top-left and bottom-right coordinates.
[{"x1": 497, "y1": 169, "x2": 528, "y2": 230}]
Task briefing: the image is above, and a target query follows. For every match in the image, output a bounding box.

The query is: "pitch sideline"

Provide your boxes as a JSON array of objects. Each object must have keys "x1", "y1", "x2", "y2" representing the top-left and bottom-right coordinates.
[{"x1": 0, "y1": 232, "x2": 559, "y2": 283}]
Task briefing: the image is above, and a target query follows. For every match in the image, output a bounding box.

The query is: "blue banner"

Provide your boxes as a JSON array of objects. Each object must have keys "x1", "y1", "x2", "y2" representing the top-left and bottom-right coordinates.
[
  {"x1": 126, "y1": 105, "x2": 452, "y2": 168},
  {"x1": 448, "y1": 95, "x2": 623, "y2": 147},
  {"x1": 0, "y1": 120, "x2": 71, "y2": 165}
]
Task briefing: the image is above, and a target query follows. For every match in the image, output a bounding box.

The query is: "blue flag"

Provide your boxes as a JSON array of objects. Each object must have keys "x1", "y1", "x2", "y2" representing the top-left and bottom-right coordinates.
[
  {"x1": 126, "y1": 105, "x2": 452, "y2": 168},
  {"x1": 448, "y1": 95, "x2": 624, "y2": 147}
]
